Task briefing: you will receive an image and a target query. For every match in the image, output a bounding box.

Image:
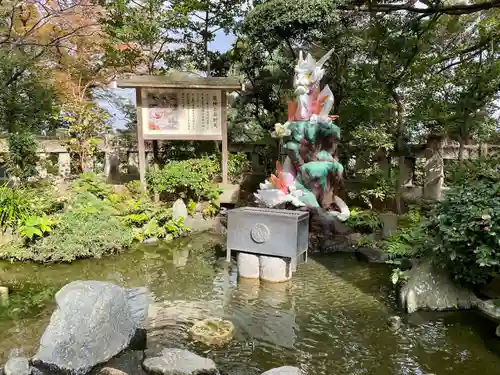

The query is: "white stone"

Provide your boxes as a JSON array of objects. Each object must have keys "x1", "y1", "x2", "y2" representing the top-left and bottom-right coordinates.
[
  {"x1": 172, "y1": 199, "x2": 188, "y2": 222},
  {"x1": 261, "y1": 366, "x2": 304, "y2": 375},
  {"x1": 259, "y1": 256, "x2": 292, "y2": 283},
  {"x1": 237, "y1": 252, "x2": 260, "y2": 279}
]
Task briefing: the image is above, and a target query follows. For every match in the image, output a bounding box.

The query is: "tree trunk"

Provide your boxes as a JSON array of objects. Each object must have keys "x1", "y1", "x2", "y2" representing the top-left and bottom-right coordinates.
[
  {"x1": 459, "y1": 113, "x2": 470, "y2": 163},
  {"x1": 392, "y1": 90, "x2": 405, "y2": 214},
  {"x1": 204, "y1": 8, "x2": 210, "y2": 76}
]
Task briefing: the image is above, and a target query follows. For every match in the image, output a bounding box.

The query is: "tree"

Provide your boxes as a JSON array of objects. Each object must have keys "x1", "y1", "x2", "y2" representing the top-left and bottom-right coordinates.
[
  {"x1": 0, "y1": 50, "x2": 56, "y2": 134},
  {"x1": 339, "y1": 0, "x2": 500, "y2": 16},
  {"x1": 178, "y1": 0, "x2": 247, "y2": 74},
  {"x1": 57, "y1": 91, "x2": 112, "y2": 173},
  {"x1": 101, "y1": 0, "x2": 190, "y2": 74},
  {"x1": 0, "y1": 0, "x2": 102, "y2": 88},
  {"x1": 5, "y1": 130, "x2": 40, "y2": 183}
]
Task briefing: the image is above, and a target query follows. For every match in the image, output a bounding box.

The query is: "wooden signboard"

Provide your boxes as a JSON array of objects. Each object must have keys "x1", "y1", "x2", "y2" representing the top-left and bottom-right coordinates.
[
  {"x1": 116, "y1": 73, "x2": 241, "y2": 187},
  {"x1": 141, "y1": 88, "x2": 223, "y2": 140}
]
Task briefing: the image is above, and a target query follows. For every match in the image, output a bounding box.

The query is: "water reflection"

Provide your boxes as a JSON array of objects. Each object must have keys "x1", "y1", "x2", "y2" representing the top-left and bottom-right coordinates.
[{"x1": 1, "y1": 236, "x2": 500, "y2": 375}]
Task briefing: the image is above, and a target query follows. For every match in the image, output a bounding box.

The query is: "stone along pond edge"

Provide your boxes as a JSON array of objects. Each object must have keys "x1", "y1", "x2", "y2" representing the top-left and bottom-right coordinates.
[{"x1": 0, "y1": 280, "x2": 304, "y2": 375}]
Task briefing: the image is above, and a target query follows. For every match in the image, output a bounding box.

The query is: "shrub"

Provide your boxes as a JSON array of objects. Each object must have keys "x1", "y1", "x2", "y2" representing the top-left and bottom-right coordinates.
[
  {"x1": 0, "y1": 185, "x2": 61, "y2": 231},
  {"x1": 147, "y1": 156, "x2": 221, "y2": 201},
  {"x1": 228, "y1": 152, "x2": 251, "y2": 183},
  {"x1": 5, "y1": 131, "x2": 40, "y2": 183},
  {"x1": 146, "y1": 153, "x2": 250, "y2": 202},
  {"x1": 71, "y1": 172, "x2": 112, "y2": 199},
  {"x1": 23, "y1": 193, "x2": 133, "y2": 262},
  {"x1": 345, "y1": 208, "x2": 382, "y2": 233},
  {"x1": 428, "y1": 159, "x2": 500, "y2": 285}
]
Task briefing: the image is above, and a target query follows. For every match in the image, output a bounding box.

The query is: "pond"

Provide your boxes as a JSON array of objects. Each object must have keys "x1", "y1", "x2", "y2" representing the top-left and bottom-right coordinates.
[{"x1": 1, "y1": 233, "x2": 499, "y2": 374}]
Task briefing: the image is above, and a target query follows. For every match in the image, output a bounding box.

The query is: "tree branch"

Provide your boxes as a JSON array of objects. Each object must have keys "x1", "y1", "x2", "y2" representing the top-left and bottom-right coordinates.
[{"x1": 338, "y1": 0, "x2": 500, "y2": 15}]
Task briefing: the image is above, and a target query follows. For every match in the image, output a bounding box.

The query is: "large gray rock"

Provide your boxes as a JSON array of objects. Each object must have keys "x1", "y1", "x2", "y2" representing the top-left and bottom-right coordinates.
[
  {"x1": 3, "y1": 357, "x2": 30, "y2": 375},
  {"x1": 32, "y1": 281, "x2": 148, "y2": 375},
  {"x1": 261, "y1": 367, "x2": 304, "y2": 375},
  {"x1": 477, "y1": 299, "x2": 500, "y2": 323},
  {"x1": 142, "y1": 349, "x2": 217, "y2": 375},
  {"x1": 355, "y1": 247, "x2": 389, "y2": 264},
  {"x1": 399, "y1": 260, "x2": 476, "y2": 313}
]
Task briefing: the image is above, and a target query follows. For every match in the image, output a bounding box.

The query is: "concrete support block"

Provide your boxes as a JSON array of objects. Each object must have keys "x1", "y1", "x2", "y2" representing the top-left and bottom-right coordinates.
[
  {"x1": 237, "y1": 252, "x2": 260, "y2": 279},
  {"x1": 259, "y1": 255, "x2": 292, "y2": 283}
]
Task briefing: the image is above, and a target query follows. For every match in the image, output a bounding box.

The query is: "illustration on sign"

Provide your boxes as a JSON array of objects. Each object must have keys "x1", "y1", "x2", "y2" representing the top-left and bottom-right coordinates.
[
  {"x1": 142, "y1": 88, "x2": 222, "y2": 138},
  {"x1": 147, "y1": 91, "x2": 179, "y2": 131}
]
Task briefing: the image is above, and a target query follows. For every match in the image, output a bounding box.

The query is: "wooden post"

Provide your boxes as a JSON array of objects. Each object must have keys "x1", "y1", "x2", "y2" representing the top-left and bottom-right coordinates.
[
  {"x1": 221, "y1": 90, "x2": 229, "y2": 184},
  {"x1": 136, "y1": 88, "x2": 147, "y2": 189}
]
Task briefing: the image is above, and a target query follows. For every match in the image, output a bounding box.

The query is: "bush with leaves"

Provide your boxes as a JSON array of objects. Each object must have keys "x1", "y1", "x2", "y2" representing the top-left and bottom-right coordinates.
[
  {"x1": 5, "y1": 131, "x2": 40, "y2": 183},
  {"x1": 147, "y1": 156, "x2": 222, "y2": 201},
  {"x1": 345, "y1": 208, "x2": 382, "y2": 233},
  {"x1": 427, "y1": 157, "x2": 500, "y2": 285},
  {"x1": 0, "y1": 185, "x2": 61, "y2": 232},
  {"x1": 22, "y1": 193, "x2": 134, "y2": 263},
  {"x1": 71, "y1": 172, "x2": 112, "y2": 199}
]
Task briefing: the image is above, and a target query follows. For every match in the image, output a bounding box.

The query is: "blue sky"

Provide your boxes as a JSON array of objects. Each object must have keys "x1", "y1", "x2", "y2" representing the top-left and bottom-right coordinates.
[{"x1": 101, "y1": 30, "x2": 236, "y2": 128}]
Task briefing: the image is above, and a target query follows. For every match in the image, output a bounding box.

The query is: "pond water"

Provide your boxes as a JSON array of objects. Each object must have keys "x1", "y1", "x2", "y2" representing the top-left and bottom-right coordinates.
[{"x1": 1, "y1": 233, "x2": 500, "y2": 374}]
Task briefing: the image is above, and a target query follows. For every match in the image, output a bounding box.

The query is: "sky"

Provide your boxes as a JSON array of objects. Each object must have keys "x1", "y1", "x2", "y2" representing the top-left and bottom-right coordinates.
[{"x1": 100, "y1": 30, "x2": 236, "y2": 129}]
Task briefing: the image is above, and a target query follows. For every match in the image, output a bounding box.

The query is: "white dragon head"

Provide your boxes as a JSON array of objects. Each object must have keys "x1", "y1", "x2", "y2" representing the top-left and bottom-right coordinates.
[{"x1": 293, "y1": 48, "x2": 335, "y2": 96}]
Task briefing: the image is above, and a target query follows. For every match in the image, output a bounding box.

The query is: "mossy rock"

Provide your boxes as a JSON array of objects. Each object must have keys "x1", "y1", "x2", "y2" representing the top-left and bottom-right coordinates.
[{"x1": 189, "y1": 318, "x2": 234, "y2": 346}]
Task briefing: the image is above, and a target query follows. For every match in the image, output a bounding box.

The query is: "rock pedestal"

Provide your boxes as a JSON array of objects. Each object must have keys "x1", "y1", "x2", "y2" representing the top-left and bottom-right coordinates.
[
  {"x1": 259, "y1": 256, "x2": 292, "y2": 283},
  {"x1": 236, "y1": 253, "x2": 293, "y2": 283},
  {"x1": 237, "y1": 253, "x2": 260, "y2": 279}
]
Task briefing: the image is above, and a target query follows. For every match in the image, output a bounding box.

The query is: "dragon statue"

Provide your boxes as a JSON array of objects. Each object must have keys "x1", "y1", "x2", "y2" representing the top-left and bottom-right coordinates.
[{"x1": 254, "y1": 48, "x2": 350, "y2": 222}]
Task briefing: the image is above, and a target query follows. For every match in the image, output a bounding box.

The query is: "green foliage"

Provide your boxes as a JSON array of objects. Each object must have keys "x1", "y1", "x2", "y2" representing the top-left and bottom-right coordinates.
[
  {"x1": 0, "y1": 283, "x2": 58, "y2": 320},
  {"x1": 0, "y1": 185, "x2": 61, "y2": 232},
  {"x1": 187, "y1": 199, "x2": 197, "y2": 216},
  {"x1": 348, "y1": 168, "x2": 397, "y2": 209},
  {"x1": 71, "y1": 172, "x2": 112, "y2": 199},
  {"x1": 147, "y1": 155, "x2": 222, "y2": 201},
  {"x1": 345, "y1": 208, "x2": 382, "y2": 233},
  {"x1": 132, "y1": 217, "x2": 190, "y2": 242},
  {"x1": 57, "y1": 101, "x2": 111, "y2": 173},
  {"x1": 228, "y1": 152, "x2": 251, "y2": 183},
  {"x1": 125, "y1": 180, "x2": 145, "y2": 198},
  {"x1": 0, "y1": 51, "x2": 57, "y2": 135},
  {"x1": 5, "y1": 131, "x2": 40, "y2": 183},
  {"x1": 101, "y1": 0, "x2": 189, "y2": 73},
  {"x1": 19, "y1": 216, "x2": 56, "y2": 240},
  {"x1": 427, "y1": 158, "x2": 500, "y2": 285},
  {"x1": 391, "y1": 268, "x2": 409, "y2": 286},
  {"x1": 354, "y1": 235, "x2": 376, "y2": 248},
  {"x1": 379, "y1": 208, "x2": 428, "y2": 258},
  {"x1": 23, "y1": 193, "x2": 133, "y2": 263}
]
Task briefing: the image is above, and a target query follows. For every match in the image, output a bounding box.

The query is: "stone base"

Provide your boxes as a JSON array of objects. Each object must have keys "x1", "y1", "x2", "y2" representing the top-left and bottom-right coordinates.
[
  {"x1": 236, "y1": 253, "x2": 293, "y2": 283},
  {"x1": 259, "y1": 256, "x2": 292, "y2": 283},
  {"x1": 237, "y1": 253, "x2": 260, "y2": 279}
]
